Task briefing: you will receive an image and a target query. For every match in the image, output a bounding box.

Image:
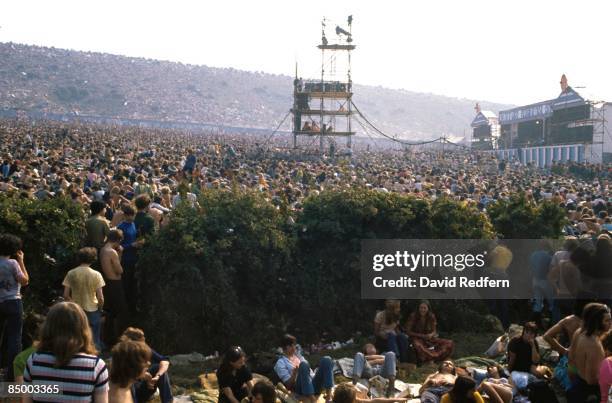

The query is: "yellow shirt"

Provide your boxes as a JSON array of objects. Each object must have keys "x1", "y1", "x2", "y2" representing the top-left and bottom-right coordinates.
[
  {"x1": 440, "y1": 392, "x2": 484, "y2": 403},
  {"x1": 62, "y1": 266, "x2": 105, "y2": 312}
]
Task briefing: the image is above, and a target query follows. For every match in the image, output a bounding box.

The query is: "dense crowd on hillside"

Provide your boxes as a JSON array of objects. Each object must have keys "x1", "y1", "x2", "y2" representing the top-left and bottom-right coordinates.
[
  {"x1": 0, "y1": 42, "x2": 289, "y2": 127},
  {"x1": 0, "y1": 42, "x2": 505, "y2": 137},
  {"x1": 0, "y1": 118, "x2": 611, "y2": 402}
]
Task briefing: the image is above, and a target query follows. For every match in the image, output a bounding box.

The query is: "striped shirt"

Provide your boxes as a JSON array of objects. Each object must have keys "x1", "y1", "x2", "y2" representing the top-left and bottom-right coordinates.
[{"x1": 23, "y1": 352, "x2": 109, "y2": 402}]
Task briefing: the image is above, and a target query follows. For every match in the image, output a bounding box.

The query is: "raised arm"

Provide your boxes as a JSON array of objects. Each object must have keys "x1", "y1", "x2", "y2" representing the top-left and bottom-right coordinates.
[
  {"x1": 543, "y1": 320, "x2": 569, "y2": 355},
  {"x1": 15, "y1": 251, "x2": 29, "y2": 286}
]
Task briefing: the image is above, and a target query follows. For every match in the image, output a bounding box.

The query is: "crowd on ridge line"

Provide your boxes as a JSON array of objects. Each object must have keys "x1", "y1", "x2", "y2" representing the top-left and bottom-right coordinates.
[{"x1": 0, "y1": 42, "x2": 285, "y2": 128}]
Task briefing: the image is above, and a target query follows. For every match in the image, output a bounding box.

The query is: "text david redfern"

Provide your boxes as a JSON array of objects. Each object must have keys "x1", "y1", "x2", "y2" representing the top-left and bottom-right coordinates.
[{"x1": 372, "y1": 276, "x2": 510, "y2": 288}]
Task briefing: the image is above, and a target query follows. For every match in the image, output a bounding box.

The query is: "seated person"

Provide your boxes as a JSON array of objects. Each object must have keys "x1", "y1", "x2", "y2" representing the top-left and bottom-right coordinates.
[
  {"x1": 311, "y1": 122, "x2": 320, "y2": 132},
  {"x1": 419, "y1": 360, "x2": 457, "y2": 403},
  {"x1": 477, "y1": 365, "x2": 513, "y2": 403},
  {"x1": 440, "y1": 376, "x2": 484, "y2": 403},
  {"x1": 352, "y1": 343, "x2": 396, "y2": 395},
  {"x1": 302, "y1": 122, "x2": 312, "y2": 132},
  {"x1": 109, "y1": 340, "x2": 152, "y2": 403},
  {"x1": 405, "y1": 301, "x2": 454, "y2": 364},
  {"x1": 241, "y1": 380, "x2": 276, "y2": 403},
  {"x1": 333, "y1": 383, "x2": 408, "y2": 403},
  {"x1": 217, "y1": 346, "x2": 253, "y2": 403},
  {"x1": 274, "y1": 334, "x2": 333, "y2": 402},
  {"x1": 374, "y1": 300, "x2": 415, "y2": 367},
  {"x1": 120, "y1": 327, "x2": 173, "y2": 403},
  {"x1": 507, "y1": 322, "x2": 540, "y2": 376}
]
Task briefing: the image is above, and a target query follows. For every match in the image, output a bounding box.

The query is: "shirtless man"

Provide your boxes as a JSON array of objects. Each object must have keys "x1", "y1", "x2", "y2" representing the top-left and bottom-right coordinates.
[
  {"x1": 544, "y1": 299, "x2": 587, "y2": 356},
  {"x1": 419, "y1": 360, "x2": 456, "y2": 403},
  {"x1": 567, "y1": 303, "x2": 611, "y2": 403},
  {"x1": 100, "y1": 229, "x2": 129, "y2": 345}
]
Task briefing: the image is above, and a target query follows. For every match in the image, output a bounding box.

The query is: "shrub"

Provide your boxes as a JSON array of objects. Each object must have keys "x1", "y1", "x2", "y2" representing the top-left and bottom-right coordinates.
[
  {"x1": 137, "y1": 190, "x2": 293, "y2": 353},
  {"x1": 0, "y1": 195, "x2": 85, "y2": 311},
  {"x1": 486, "y1": 194, "x2": 566, "y2": 238}
]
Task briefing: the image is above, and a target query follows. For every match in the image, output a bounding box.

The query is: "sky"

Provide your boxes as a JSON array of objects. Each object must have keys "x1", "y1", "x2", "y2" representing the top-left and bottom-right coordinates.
[{"x1": 2, "y1": 0, "x2": 612, "y2": 106}]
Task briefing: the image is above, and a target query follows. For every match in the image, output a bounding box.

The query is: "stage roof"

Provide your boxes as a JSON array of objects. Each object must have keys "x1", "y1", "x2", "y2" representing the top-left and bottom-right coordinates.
[{"x1": 499, "y1": 87, "x2": 586, "y2": 125}]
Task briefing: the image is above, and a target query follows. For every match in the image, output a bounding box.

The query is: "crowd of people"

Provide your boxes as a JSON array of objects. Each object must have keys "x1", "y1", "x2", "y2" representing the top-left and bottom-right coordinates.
[
  {"x1": 0, "y1": 42, "x2": 483, "y2": 138},
  {"x1": 0, "y1": 116, "x2": 611, "y2": 402},
  {"x1": 0, "y1": 42, "x2": 287, "y2": 128}
]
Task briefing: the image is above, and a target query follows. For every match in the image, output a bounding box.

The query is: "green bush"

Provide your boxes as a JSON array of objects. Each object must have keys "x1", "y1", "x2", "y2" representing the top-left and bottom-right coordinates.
[
  {"x1": 137, "y1": 190, "x2": 293, "y2": 353},
  {"x1": 1, "y1": 189, "x2": 566, "y2": 354},
  {"x1": 292, "y1": 190, "x2": 495, "y2": 341},
  {"x1": 486, "y1": 193, "x2": 567, "y2": 238},
  {"x1": 0, "y1": 195, "x2": 85, "y2": 311},
  {"x1": 135, "y1": 189, "x2": 514, "y2": 352}
]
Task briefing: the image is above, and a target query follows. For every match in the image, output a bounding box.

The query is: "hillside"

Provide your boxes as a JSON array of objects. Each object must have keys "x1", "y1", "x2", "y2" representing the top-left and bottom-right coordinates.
[{"x1": 0, "y1": 42, "x2": 512, "y2": 138}]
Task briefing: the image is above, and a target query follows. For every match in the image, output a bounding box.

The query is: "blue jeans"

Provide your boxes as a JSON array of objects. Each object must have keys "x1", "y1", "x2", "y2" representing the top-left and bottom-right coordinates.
[
  {"x1": 386, "y1": 332, "x2": 410, "y2": 363},
  {"x1": 85, "y1": 310, "x2": 103, "y2": 351},
  {"x1": 0, "y1": 299, "x2": 23, "y2": 381},
  {"x1": 295, "y1": 356, "x2": 334, "y2": 396},
  {"x1": 353, "y1": 351, "x2": 395, "y2": 380}
]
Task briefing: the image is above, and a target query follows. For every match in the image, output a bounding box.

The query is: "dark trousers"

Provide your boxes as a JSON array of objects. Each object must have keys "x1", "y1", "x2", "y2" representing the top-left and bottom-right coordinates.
[
  {"x1": 131, "y1": 363, "x2": 173, "y2": 403},
  {"x1": 122, "y1": 260, "x2": 138, "y2": 315},
  {"x1": 103, "y1": 280, "x2": 130, "y2": 346},
  {"x1": 0, "y1": 299, "x2": 23, "y2": 381}
]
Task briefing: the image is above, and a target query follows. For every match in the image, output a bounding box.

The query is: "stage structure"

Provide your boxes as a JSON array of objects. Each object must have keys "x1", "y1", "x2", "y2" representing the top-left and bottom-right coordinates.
[
  {"x1": 292, "y1": 16, "x2": 356, "y2": 150},
  {"x1": 470, "y1": 103, "x2": 500, "y2": 150},
  {"x1": 483, "y1": 75, "x2": 611, "y2": 165}
]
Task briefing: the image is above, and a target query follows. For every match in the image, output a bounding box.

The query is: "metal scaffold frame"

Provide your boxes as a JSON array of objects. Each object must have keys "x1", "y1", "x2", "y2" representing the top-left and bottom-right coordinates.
[{"x1": 292, "y1": 16, "x2": 356, "y2": 152}]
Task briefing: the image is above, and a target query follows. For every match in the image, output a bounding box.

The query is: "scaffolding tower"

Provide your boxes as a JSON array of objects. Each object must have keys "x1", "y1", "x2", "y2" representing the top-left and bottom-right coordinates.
[{"x1": 292, "y1": 16, "x2": 356, "y2": 151}]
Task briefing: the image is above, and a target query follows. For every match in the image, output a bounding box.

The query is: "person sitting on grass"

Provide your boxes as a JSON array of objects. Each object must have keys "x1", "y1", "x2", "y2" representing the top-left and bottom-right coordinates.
[
  {"x1": 440, "y1": 376, "x2": 484, "y2": 403},
  {"x1": 507, "y1": 321, "x2": 540, "y2": 376},
  {"x1": 274, "y1": 334, "x2": 333, "y2": 403},
  {"x1": 120, "y1": 327, "x2": 173, "y2": 403},
  {"x1": 109, "y1": 339, "x2": 152, "y2": 403},
  {"x1": 374, "y1": 300, "x2": 415, "y2": 367},
  {"x1": 352, "y1": 343, "x2": 396, "y2": 396},
  {"x1": 332, "y1": 383, "x2": 408, "y2": 403},
  {"x1": 405, "y1": 301, "x2": 454, "y2": 365},
  {"x1": 217, "y1": 346, "x2": 254, "y2": 403}
]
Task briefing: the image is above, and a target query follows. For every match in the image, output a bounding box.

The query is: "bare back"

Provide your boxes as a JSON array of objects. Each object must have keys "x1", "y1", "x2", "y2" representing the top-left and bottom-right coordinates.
[
  {"x1": 100, "y1": 245, "x2": 122, "y2": 280},
  {"x1": 570, "y1": 332, "x2": 605, "y2": 385}
]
